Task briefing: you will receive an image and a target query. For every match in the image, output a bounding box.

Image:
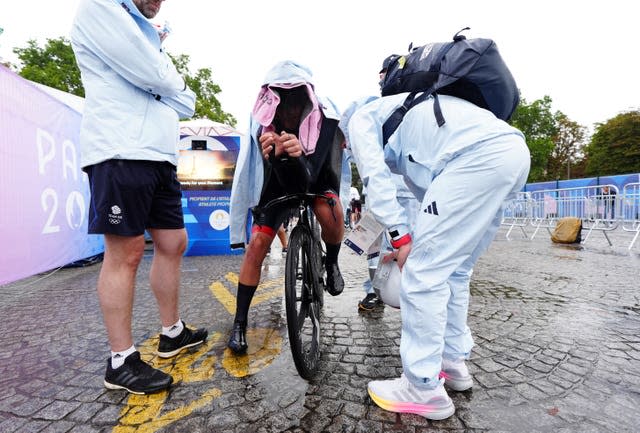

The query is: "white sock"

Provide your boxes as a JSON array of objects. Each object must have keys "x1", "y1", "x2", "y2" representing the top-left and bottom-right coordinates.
[
  {"x1": 162, "y1": 319, "x2": 184, "y2": 338},
  {"x1": 111, "y1": 345, "x2": 136, "y2": 369}
]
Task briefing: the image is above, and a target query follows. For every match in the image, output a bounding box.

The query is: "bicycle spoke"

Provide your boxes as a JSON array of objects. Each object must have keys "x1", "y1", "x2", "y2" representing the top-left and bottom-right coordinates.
[
  {"x1": 261, "y1": 192, "x2": 335, "y2": 380},
  {"x1": 285, "y1": 225, "x2": 322, "y2": 380}
]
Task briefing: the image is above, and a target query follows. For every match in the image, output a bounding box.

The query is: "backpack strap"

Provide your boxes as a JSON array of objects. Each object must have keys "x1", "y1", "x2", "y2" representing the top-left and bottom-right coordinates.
[
  {"x1": 382, "y1": 92, "x2": 416, "y2": 145},
  {"x1": 382, "y1": 37, "x2": 468, "y2": 145},
  {"x1": 425, "y1": 38, "x2": 465, "y2": 128},
  {"x1": 382, "y1": 88, "x2": 441, "y2": 145}
]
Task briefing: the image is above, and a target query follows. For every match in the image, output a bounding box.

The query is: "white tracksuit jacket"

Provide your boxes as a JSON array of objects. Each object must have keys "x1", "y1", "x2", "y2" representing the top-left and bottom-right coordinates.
[{"x1": 341, "y1": 94, "x2": 530, "y2": 389}]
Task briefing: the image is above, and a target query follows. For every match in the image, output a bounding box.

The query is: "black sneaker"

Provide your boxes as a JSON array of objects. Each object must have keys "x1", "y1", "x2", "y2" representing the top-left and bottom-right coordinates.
[
  {"x1": 326, "y1": 263, "x2": 344, "y2": 296},
  {"x1": 104, "y1": 351, "x2": 172, "y2": 394},
  {"x1": 358, "y1": 293, "x2": 383, "y2": 311},
  {"x1": 157, "y1": 321, "x2": 208, "y2": 358},
  {"x1": 227, "y1": 320, "x2": 248, "y2": 354}
]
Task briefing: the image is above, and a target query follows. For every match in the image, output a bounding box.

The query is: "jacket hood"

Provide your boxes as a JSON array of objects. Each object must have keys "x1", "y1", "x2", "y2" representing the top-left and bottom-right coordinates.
[
  {"x1": 262, "y1": 60, "x2": 314, "y2": 86},
  {"x1": 339, "y1": 95, "x2": 380, "y2": 147},
  {"x1": 252, "y1": 60, "x2": 322, "y2": 154}
]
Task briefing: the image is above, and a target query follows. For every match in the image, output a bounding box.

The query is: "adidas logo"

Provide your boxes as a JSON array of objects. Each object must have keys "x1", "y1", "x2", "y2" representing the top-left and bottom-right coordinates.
[{"x1": 424, "y1": 201, "x2": 439, "y2": 215}]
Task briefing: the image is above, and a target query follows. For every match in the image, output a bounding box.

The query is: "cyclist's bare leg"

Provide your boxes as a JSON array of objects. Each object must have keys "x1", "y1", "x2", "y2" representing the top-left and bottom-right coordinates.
[
  {"x1": 276, "y1": 225, "x2": 288, "y2": 252},
  {"x1": 313, "y1": 197, "x2": 345, "y2": 296},
  {"x1": 229, "y1": 230, "x2": 275, "y2": 354},
  {"x1": 239, "y1": 231, "x2": 274, "y2": 285},
  {"x1": 313, "y1": 199, "x2": 344, "y2": 244}
]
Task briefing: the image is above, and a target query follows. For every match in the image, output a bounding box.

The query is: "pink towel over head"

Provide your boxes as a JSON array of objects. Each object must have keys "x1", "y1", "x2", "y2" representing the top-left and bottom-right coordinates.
[{"x1": 252, "y1": 82, "x2": 322, "y2": 155}]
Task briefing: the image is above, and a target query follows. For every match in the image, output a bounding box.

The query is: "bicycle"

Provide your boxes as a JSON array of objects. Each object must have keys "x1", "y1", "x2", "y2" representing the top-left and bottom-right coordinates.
[{"x1": 253, "y1": 192, "x2": 335, "y2": 379}]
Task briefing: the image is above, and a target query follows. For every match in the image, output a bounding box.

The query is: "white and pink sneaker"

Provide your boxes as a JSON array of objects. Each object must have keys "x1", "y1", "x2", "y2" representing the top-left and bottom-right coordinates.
[
  {"x1": 440, "y1": 357, "x2": 473, "y2": 391},
  {"x1": 367, "y1": 375, "x2": 455, "y2": 420}
]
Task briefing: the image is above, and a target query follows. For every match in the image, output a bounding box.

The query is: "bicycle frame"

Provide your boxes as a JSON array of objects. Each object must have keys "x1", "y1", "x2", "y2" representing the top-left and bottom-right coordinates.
[{"x1": 253, "y1": 192, "x2": 335, "y2": 379}]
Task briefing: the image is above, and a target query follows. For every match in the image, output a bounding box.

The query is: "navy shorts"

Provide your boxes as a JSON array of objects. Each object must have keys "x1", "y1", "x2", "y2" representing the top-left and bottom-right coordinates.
[{"x1": 85, "y1": 159, "x2": 184, "y2": 236}]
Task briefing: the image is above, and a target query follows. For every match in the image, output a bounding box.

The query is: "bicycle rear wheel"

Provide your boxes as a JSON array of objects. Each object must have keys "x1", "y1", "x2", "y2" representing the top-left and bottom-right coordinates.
[{"x1": 285, "y1": 225, "x2": 321, "y2": 379}]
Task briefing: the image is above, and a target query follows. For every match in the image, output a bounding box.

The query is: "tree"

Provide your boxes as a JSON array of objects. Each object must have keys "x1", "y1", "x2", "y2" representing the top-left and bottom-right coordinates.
[
  {"x1": 509, "y1": 96, "x2": 558, "y2": 182},
  {"x1": 583, "y1": 110, "x2": 640, "y2": 176},
  {"x1": 13, "y1": 37, "x2": 84, "y2": 97},
  {"x1": 11, "y1": 37, "x2": 235, "y2": 126},
  {"x1": 547, "y1": 113, "x2": 587, "y2": 180},
  {"x1": 170, "y1": 54, "x2": 236, "y2": 126}
]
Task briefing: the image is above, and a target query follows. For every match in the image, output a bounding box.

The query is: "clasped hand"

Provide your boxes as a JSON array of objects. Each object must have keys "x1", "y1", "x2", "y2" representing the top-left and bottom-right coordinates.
[{"x1": 260, "y1": 131, "x2": 302, "y2": 159}]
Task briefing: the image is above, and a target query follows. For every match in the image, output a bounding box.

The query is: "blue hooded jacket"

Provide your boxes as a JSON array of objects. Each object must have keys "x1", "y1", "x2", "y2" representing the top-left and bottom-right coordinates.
[{"x1": 70, "y1": 0, "x2": 196, "y2": 169}]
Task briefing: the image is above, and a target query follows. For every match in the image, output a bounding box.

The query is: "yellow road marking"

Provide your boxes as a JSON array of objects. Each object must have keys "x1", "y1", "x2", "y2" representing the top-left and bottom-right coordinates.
[
  {"x1": 112, "y1": 273, "x2": 287, "y2": 433},
  {"x1": 209, "y1": 281, "x2": 237, "y2": 315},
  {"x1": 113, "y1": 333, "x2": 223, "y2": 432},
  {"x1": 210, "y1": 273, "x2": 284, "y2": 315},
  {"x1": 224, "y1": 272, "x2": 238, "y2": 285},
  {"x1": 221, "y1": 327, "x2": 283, "y2": 378}
]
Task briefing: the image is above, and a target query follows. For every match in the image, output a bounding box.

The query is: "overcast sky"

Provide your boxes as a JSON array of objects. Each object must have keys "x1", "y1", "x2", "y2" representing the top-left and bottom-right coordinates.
[{"x1": 1, "y1": 0, "x2": 638, "y2": 134}]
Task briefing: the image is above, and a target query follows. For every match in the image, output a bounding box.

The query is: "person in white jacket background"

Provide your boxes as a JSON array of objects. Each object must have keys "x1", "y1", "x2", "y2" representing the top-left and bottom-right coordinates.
[
  {"x1": 340, "y1": 94, "x2": 530, "y2": 420},
  {"x1": 71, "y1": 0, "x2": 207, "y2": 395},
  {"x1": 228, "y1": 60, "x2": 345, "y2": 354}
]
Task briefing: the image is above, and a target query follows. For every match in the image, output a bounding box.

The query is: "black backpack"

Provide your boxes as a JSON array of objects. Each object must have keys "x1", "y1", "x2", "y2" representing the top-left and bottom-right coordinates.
[{"x1": 380, "y1": 28, "x2": 519, "y2": 144}]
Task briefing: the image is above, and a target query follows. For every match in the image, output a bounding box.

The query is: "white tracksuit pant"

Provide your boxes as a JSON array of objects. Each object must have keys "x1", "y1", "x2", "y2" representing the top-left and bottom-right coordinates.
[{"x1": 400, "y1": 134, "x2": 530, "y2": 389}]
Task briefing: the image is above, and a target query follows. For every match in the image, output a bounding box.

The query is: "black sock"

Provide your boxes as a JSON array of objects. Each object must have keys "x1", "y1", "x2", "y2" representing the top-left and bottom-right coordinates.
[
  {"x1": 234, "y1": 283, "x2": 257, "y2": 324},
  {"x1": 324, "y1": 242, "x2": 341, "y2": 266}
]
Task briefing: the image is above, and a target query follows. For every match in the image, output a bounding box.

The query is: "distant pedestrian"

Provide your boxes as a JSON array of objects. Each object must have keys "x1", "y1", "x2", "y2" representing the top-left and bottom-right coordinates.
[{"x1": 601, "y1": 185, "x2": 617, "y2": 220}]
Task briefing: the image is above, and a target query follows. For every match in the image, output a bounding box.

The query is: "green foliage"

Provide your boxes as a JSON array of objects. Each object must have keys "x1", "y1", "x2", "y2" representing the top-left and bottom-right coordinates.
[
  {"x1": 13, "y1": 37, "x2": 84, "y2": 97},
  {"x1": 11, "y1": 38, "x2": 236, "y2": 126},
  {"x1": 548, "y1": 113, "x2": 587, "y2": 180},
  {"x1": 509, "y1": 96, "x2": 558, "y2": 182},
  {"x1": 169, "y1": 54, "x2": 236, "y2": 126},
  {"x1": 584, "y1": 111, "x2": 640, "y2": 176}
]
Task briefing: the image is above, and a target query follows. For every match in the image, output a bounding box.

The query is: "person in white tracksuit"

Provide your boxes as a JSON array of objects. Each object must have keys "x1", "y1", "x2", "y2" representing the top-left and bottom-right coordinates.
[
  {"x1": 340, "y1": 94, "x2": 530, "y2": 420},
  {"x1": 358, "y1": 175, "x2": 419, "y2": 311}
]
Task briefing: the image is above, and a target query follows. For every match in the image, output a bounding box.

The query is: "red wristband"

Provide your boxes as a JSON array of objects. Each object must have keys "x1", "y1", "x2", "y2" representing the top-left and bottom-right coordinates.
[{"x1": 390, "y1": 233, "x2": 412, "y2": 249}]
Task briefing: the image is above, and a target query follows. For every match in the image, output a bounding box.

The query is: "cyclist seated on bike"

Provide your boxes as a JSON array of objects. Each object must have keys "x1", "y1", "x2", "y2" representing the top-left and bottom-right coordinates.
[{"x1": 227, "y1": 60, "x2": 346, "y2": 354}]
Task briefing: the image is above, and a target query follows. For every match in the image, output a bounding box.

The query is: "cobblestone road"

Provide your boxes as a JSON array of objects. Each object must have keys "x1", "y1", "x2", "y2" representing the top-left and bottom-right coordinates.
[{"x1": 1, "y1": 227, "x2": 639, "y2": 432}]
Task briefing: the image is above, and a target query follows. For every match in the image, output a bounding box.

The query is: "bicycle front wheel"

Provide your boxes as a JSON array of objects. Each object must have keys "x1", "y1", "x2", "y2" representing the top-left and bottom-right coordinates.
[{"x1": 285, "y1": 225, "x2": 321, "y2": 380}]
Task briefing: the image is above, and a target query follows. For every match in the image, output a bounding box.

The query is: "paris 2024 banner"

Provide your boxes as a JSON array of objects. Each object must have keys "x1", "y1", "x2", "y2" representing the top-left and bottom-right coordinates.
[{"x1": 0, "y1": 66, "x2": 103, "y2": 285}]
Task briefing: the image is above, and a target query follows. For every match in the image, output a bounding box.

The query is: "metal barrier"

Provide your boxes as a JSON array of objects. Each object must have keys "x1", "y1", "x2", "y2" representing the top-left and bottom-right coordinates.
[
  {"x1": 501, "y1": 192, "x2": 532, "y2": 239},
  {"x1": 620, "y1": 182, "x2": 640, "y2": 249},
  {"x1": 533, "y1": 185, "x2": 620, "y2": 245},
  {"x1": 500, "y1": 184, "x2": 640, "y2": 247}
]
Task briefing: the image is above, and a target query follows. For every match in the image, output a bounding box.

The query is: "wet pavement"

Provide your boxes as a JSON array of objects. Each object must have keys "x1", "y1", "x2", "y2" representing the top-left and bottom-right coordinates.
[{"x1": 1, "y1": 226, "x2": 639, "y2": 433}]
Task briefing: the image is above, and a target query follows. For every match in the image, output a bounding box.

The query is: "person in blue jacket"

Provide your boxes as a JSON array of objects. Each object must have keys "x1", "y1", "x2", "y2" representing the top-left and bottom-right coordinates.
[
  {"x1": 71, "y1": 0, "x2": 207, "y2": 395},
  {"x1": 340, "y1": 94, "x2": 530, "y2": 419},
  {"x1": 228, "y1": 60, "x2": 345, "y2": 354}
]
